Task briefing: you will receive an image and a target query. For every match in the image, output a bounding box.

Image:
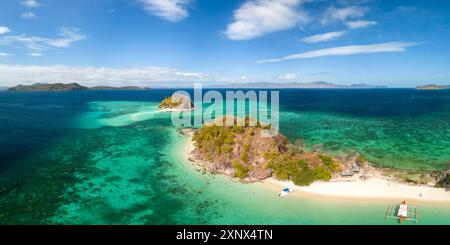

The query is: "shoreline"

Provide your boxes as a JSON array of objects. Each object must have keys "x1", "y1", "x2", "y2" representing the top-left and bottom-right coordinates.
[
  {"x1": 180, "y1": 129, "x2": 450, "y2": 203},
  {"x1": 265, "y1": 177, "x2": 450, "y2": 203}
]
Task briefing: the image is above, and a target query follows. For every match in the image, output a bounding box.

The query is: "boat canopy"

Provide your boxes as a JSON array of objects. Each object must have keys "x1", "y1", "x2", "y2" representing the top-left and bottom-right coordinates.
[{"x1": 398, "y1": 204, "x2": 408, "y2": 217}]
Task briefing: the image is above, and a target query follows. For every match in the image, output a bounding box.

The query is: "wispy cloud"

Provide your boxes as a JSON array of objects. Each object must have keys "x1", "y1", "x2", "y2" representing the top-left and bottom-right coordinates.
[
  {"x1": 321, "y1": 6, "x2": 367, "y2": 25},
  {"x1": 21, "y1": 12, "x2": 38, "y2": 20},
  {"x1": 0, "y1": 27, "x2": 86, "y2": 54},
  {"x1": 0, "y1": 52, "x2": 8, "y2": 57},
  {"x1": 29, "y1": 52, "x2": 43, "y2": 57},
  {"x1": 346, "y1": 20, "x2": 377, "y2": 29},
  {"x1": 256, "y1": 42, "x2": 418, "y2": 63},
  {"x1": 21, "y1": 0, "x2": 41, "y2": 8},
  {"x1": 175, "y1": 72, "x2": 203, "y2": 78},
  {"x1": 137, "y1": 0, "x2": 192, "y2": 22},
  {"x1": 224, "y1": 0, "x2": 310, "y2": 41},
  {"x1": 0, "y1": 64, "x2": 208, "y2": 87},
  {"x1": 0, "y1": 26, "x2": 11, "y2": 35},
  {"x1": 301, "y1": 31, "x2": 346, "y2": 44}
]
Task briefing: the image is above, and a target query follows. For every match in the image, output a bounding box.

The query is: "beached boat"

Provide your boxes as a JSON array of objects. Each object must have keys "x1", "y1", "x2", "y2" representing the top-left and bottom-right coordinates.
[
  {"x1": 397, "y1": 201, "x2": 408, "y2": 223},
  {"x1": 278, "y1": 188, "x2": 295, "y2": 197}
]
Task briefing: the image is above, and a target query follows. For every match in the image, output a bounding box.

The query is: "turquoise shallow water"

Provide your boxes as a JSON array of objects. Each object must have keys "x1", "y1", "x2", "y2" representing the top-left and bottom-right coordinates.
[
  {"x1": 1, "y1": 89, "x2": 450, "y2": 224},
  {"x1": 280, "y1": 110, "x2": 450, "y2": 170}
]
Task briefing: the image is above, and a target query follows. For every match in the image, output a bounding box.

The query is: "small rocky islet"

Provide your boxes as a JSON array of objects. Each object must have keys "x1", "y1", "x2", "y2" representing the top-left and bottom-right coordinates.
[
  {"x1": 159, "y1": 94, "x2": 194, "y2": 110},
  {"x1": 185, "y1": 117, "x2": 352, "y2": 186}
]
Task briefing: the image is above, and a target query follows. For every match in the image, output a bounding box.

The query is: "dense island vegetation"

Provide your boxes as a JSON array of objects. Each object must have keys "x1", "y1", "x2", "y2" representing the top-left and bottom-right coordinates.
[{"x1": 190, "y1": 118, "x2": 342, "y2": 186}]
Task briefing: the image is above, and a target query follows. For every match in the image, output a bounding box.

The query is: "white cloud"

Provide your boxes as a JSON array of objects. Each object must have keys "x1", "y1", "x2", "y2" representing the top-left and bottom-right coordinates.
[
  {"x1": 346, "y1": 20, "x2": 377, "y2": 29},
  {"x1": 47, "y1": 28, "x2": 86, "y2": 48},
  {"x1": 0, "y1": 52, "x2": 8, "y2": 57},
  {"x1": 224, "y1": 0, "x2": 310, "y2": 41},
  {"x1": 0, "y1": 26, "x2": 11, "y2": 34},
  {"x1": 29, "y1": 52, "x2": 43, "y2": 57},
  {"x1": 0, "y1": 65, "x2": 208, "y2": 87},
  {"x1": 278, "y1": 73, "x2": 297, "y2": 80},
  {"x1": 256, "y1": 42, "x2": 418, "y2": 63},
  {"x1": 137, "y1": 0, "x2": 192, "y2": 22},
  {"x1": 321, "y1": 6, "x2": 367, "y2": 25},
  {"x1": 175, "y1": 72, "x2": 203, "y2": 78},
  {"x1": 21, "y1": 0, "x2": 41, "y2": 8},
  {"x1": 301, "y1": 31, "x2": 346, "y2": 44},
  {"x1": 21, "y1": 12, "x2": 38, "y2": 20},
  {"x1": 0, "y1": 27, "x2": 86, "y2": 54}
]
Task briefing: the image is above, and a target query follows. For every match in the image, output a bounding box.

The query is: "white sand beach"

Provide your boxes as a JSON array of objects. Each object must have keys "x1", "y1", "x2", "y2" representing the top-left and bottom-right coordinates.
[
  {"x1": 265, "y1": 177, "x2": 450, "y2": 203},
  {"x1": 159, "y1": 108, "x2": 194, "y2": 112}
]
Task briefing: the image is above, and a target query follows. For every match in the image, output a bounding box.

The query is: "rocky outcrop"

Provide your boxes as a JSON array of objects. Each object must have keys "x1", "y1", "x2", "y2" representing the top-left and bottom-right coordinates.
[
  {"x1": 188, "y1": 121, "x2": 343, "y2": 185},
  {"x1": 437, "y1": 172, "x2": 450, "y2": 190},
  {"x1": 159, "y1": 94, "x2": 194, "y2": 110}
]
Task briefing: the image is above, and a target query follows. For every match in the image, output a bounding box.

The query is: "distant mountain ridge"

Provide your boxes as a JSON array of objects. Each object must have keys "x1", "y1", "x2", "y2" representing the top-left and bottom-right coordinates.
[
  {"x1": 89, "y1": 86, "x2": 148, "y2": 91},
  {"x1": 210, "y1": 81, "x2": 387, "y2": 89},
  {"x1": 6, "y1": 82, "x2": 388, "y2": 91},
  {"x1": 7, "y1": 83, "x2": 149, "y2": 92},
  {"x1": 416, "y1": 84, "x2": 450, "y2": 90}
]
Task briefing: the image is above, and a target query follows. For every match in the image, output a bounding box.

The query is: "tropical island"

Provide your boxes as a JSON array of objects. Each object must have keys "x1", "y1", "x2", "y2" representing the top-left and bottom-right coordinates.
[
  {"x1": 7, "y1": 83, "x2": 149, "y2": 92},
  {"x1": 416, "y1": 84, "x2": 450, "y2": 90},
  {"x1": 177, "y1": 113, "x2": 450, "y2": 202},
  {"x1": 159, "y1": 93, "x2": 194, "y2": 111},
  {"x1": 186, "y1": 117, "x2": 341, "y2": 185}
]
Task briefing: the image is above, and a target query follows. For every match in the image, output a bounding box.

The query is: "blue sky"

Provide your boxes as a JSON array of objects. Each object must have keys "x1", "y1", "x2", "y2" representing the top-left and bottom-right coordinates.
[{"x1": 0, "y1": 0, "x2": 449, "y2": 87}]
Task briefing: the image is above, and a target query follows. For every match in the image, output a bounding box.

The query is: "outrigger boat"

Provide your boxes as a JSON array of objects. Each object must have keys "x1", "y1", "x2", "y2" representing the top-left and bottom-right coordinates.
[
  {"x1": 386, "y1": 201, "x2": 419, "y2": 223},
  {"x1": 278, "y1": 188, "x2": 295, "y2": 197},
  {"x1": 397, "y1": 201, "x2": 408, "y2": 223}
]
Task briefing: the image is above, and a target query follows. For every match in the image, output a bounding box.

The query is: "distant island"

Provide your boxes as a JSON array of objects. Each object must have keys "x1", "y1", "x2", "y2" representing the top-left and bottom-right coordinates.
[
  {"x1": 416, "y1": 84, "x2": 450, "y2": 90},
  {"x1": 7, "y1": 83, "x2": 149, "y2": 92},
  {"x1": 210, "y1": 81, "x2": 387, "y2": 89}
]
